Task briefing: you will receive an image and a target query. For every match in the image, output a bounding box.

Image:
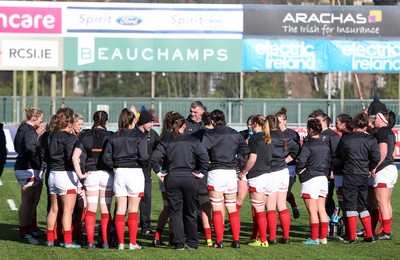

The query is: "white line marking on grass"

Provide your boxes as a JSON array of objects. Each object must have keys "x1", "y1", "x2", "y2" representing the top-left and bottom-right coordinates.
[
  {"x1": 7, "y1": 199, "x2": 18, "y2": 211},
  {"x1": 0, "y1": 179, "x2": 2, "y2": 186}
]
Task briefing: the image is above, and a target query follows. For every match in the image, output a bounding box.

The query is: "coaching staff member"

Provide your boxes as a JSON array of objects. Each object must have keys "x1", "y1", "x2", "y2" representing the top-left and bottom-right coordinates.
[
  {"x1": 336, "y1": 112, "x2": 380, "y2": 244},
  {"x1": 151, "y1": 112, "x2": 209, "y2": 250}
]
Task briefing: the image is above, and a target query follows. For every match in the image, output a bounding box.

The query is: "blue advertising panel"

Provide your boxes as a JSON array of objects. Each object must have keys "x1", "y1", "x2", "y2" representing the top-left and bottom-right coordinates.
[{"x1": 242, "y1": 39, "x2": 329, "y2": 72}]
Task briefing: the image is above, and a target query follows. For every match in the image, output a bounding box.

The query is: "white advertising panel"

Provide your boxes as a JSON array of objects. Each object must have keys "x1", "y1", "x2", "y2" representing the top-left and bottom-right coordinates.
[
  {"x1": 64, "y1": 3, "x2": 243, "y2": 39},
  {"x1": 0, "y1": 37, "x2": 63, "y2": 70}
]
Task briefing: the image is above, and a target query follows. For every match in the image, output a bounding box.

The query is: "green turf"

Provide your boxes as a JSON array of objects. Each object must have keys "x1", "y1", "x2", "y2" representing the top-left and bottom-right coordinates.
[{"x1": 0, "y1": 168, "x2": 399, "y2": 259}]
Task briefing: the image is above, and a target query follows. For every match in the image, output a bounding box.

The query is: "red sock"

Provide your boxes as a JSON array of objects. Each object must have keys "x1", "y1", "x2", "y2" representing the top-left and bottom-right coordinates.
[
  {"x1": 279, "y1": 209, "x2": 291, "y2": 239},
  {"x1": 310, "y1": 223, "x2": 319, "y2": 240},
  {"x1": 348, "y1": 216, "x2": 358, "y2": 241},
  {"x1": 155, "y1": 228, "x2": 163, "y2": 241},
  {"x1": 256, "y1": 212, "x2": 267, "y2": 243},
  {"x1": 370, "y1": 209, "x2": 380, "y2": 234},
  {"x1": 320, "y1": 222, "x2": 329, "y2": 239},
  {"x1": 236, "y1": 204, "x2": 242, "y2": 213},
  {"x1": 64, "y1": 230, "x2": 72, "y2": 244},
  {"x1": 286, "y1": 192, "x2": 297, "y2": 208},
  {"x1": 115, "y1": 214, "x2": 126, "y2": 245},
  {"x1": 204, "y1": 227, "x2": 212, "y2": 240},
  {"x1": 213, "y1": 211, "x2": 224, "y2": 243},
  {"x1": 361, "y1": 215, "x2": 373, "y2": 238},
  {"x1": 101, "y1": 213, "x2": 111, "y2": 244},
  {"x1": 383, "y1": 219, "x2": 392, "y2": 234},
  {"x1": 250, "y1": 207, "x2": 259, "y2": 240},
  {"x1": 128, "y1": 212, "x2": 139, "y2": 245},
  {"x1": 85, "y1": 211, "x2": 96, "y2": 243},
  {"x1": 47, "y1": 230, "x2": 54, "y2": 242},
  {"x1": 267, "y1": 210, "x2": 277, "y2": 241},
  {"x1": 81, "y1": 207, "x2": 86, "y2": 221},
  {"x1": 229, "y1": 211, "x2": 240, "y2": 241}
]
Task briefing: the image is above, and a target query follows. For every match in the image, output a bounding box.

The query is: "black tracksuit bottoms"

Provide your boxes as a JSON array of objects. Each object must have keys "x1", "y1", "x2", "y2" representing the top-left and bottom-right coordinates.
[
  {"x1": 343, "y1": 174, "x2": 369, "y2": 212},
  {"x1": 165, "y1": 174, "x2": 199, "y2": 249},
  {"x1": 140, "y1": 169, "x2": 152, "y2": 232}
]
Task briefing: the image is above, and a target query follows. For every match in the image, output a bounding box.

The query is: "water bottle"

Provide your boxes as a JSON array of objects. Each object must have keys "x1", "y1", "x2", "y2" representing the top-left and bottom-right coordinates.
[{"x1": 332, "y1": 206, "x2": 340, "y2": 223}]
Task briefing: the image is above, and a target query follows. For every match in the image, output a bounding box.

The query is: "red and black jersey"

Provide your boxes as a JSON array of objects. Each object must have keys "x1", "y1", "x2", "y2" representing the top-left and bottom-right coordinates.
[
  {"x1": 296, "y1": 137, "x2": 331, "y2": 183},
  {"x1": 103, "y1": 129, "x2": 148, "y2": 169},
  {"x1": 246, "y1": 132, "x2": 272, "y2": 180},
  {"x1": 374, "y1": 126, "x2": 396, "y2": 172},
  {"x1": 283, "y1": 128, "x2": 301, "y2": 166}
]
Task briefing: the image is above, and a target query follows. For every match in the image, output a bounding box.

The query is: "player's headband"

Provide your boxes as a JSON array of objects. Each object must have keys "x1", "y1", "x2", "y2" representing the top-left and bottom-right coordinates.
[{"x1": 376, "y1": 112, "x2": 388, "y2": 124}]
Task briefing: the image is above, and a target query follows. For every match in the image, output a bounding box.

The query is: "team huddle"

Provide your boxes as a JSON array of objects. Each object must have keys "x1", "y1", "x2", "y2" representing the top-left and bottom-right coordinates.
[{"x1": 13, "y1": 100, "x2": 397, "y2": 250}]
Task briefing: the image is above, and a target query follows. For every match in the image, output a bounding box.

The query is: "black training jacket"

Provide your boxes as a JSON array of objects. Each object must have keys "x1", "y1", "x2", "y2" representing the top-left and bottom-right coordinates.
[
  {"x1": 202, "y1": 125, "x2": 249, "y2": 171},
  {"x1": 320, "y1": 128, "x2": 341, "y2": 175},
  {"x1": 150, "y1": 133, "x2": 209, "y2": 177},
  {"x1": 296, "y1": 137, "x2": 331, "y2": 183},
  {"x1": 283, "y1": 128, "x2": 301, "y2": 166},
  {"x1": 103, "y1": 129, "x2": 148, "y2": 169},
  {"x1": 270, "y1": 130, "x2": 299, "y2": 172},
  {"x1": 14, "y1": 123, "x2": 41, "y2": 170},
  {"x1": 75, "y1": 128, "x2": 113, "y2": 172},
  {"x1": 48, "y1": 131, "x2": 76, "y2": 171},
  {"x1": 336, "y1": 131, "x2": 380, "y2": 176}
]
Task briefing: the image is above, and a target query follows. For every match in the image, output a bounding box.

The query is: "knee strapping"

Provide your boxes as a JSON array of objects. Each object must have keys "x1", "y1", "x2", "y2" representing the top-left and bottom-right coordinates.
[
  {"x1": 86, "y1": 196, "x2": 98, "y2": 204},
  {"x1": 225, "y1": 199, "x2": 236, "y2": 208},
  {"x1": 210, "y1": 197, "x2": 223, "y2": 206},
  {"x1": 251, "y1": 199, "x2": 265, "y2": 208}
]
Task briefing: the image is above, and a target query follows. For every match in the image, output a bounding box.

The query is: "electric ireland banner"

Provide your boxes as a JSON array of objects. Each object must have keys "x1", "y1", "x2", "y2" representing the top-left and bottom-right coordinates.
[
  {"x1": 64, "y1": 38, "x2": 242, "y2": 72},
  {"x1": 243, "y1": 39, "x2": 400, "y2": 73}
]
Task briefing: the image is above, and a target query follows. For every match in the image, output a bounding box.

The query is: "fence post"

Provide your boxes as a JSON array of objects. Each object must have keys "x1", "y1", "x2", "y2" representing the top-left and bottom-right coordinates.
[
  {"x1": 228, "y1": 101, "x2": 232, "y2": 125},
  {"x1": 298, "y1": 102, "x2": 301, "y2": 127}
]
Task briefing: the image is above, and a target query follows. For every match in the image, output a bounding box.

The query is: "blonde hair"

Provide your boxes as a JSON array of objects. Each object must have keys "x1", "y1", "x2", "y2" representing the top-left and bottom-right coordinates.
[{"x1": 24, "y1": 107, "x2": 43, "y2": 121}]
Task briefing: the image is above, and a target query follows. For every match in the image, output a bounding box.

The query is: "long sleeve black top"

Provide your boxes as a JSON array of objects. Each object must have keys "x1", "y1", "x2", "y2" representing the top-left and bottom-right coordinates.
[
  {"x1": 48, "y1": 131, "x2": 76, "y2": 171},
  {"x1": 270, "y1": 130, "x2": 299, "y2": 172},
  {"x1": 296, "y1": 137, "x2": 331, "y2": 183},
  {"x1": 336, "y1": 131, "x2": 380, "y2": 176},
  {"x1": 150, "y1": 133, "x2": 209, "y2": 177},
  {"x1": 202, "y1": 125, "x2": 249, "y2": 171},
  {"x1": 103, "y1": 129, "x2": 148, "y2": 169},
  {"x1": 14, "y1": 123, "x2": 41, "y2": 170}
]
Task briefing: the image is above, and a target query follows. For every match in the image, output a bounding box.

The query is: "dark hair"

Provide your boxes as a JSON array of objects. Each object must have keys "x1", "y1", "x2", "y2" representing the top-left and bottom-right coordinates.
[
  {"x1": 307, "y1": 118, "x2": 322, "y2": 136},
  {"x1": 210, "y1": 109, "x2": 226, "y2": 126},
  {"x1": 118, "y1": 108, "x2": 135, "y2": 133},
  {"x1": 275, "y1": 107, "x2": 288, "y2": 120},
  {"x1": 308, "y1": 109, "x2": 324, "y2": 119},
  {"x1": 170, "y1": 112, "x2": 185, "y2": 139},
  {"x1": 246, "y1": 115, "x2": 255, "y2": 125},
  {"x1": 46, "y1": 114, "x2": 57, "y2": 132},
  {"x1": 160, "y1": 111, "x2": 174, "y2": 140},
  {"x1": 352, "y1": 112, "x2": 369, "y2": 130},
  {"x1": 190, "y1": 101, "x2": 206, "y2": 111},
  {"x1": 92, "y1": 110, "x2": 108, "y2": 129},
  {"x1": 53, "y1": 107, "x2": 74, "y2": 132},
  {"x1": 251, "y1": 114, "x2": 271, "y2": 144},
  {"x1": 202, "y1": 111, "x2": 212, "y2": 126},
  {"x1": 336, "y1": 114, "x2": 353, "y2": 132}
]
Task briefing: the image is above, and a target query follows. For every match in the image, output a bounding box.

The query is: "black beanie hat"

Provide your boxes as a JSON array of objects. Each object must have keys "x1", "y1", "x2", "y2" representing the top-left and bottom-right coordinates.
[{"x1": 138, "y1": 110, "x2": 154, "y2": 126}]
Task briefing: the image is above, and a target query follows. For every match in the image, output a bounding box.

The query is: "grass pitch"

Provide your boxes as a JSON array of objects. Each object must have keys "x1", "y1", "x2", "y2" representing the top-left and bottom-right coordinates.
[{"x1": 0, "y1": 168, "x2": 399, "y2": 259}]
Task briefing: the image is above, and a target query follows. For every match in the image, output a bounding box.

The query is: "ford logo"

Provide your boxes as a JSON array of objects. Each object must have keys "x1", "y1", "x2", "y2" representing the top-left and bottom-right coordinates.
[{"x1": 116, "y1": 16, "x2": 142, "y2": 26}]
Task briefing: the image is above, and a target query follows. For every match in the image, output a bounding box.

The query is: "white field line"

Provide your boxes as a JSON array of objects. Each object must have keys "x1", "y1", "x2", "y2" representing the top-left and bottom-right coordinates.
[
  {"x1": 0, "y1": 179, "x2": 2, "y2": 186},
  {"x1": 7, "y1": 199, "x2": 18, "y2": 211}
]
